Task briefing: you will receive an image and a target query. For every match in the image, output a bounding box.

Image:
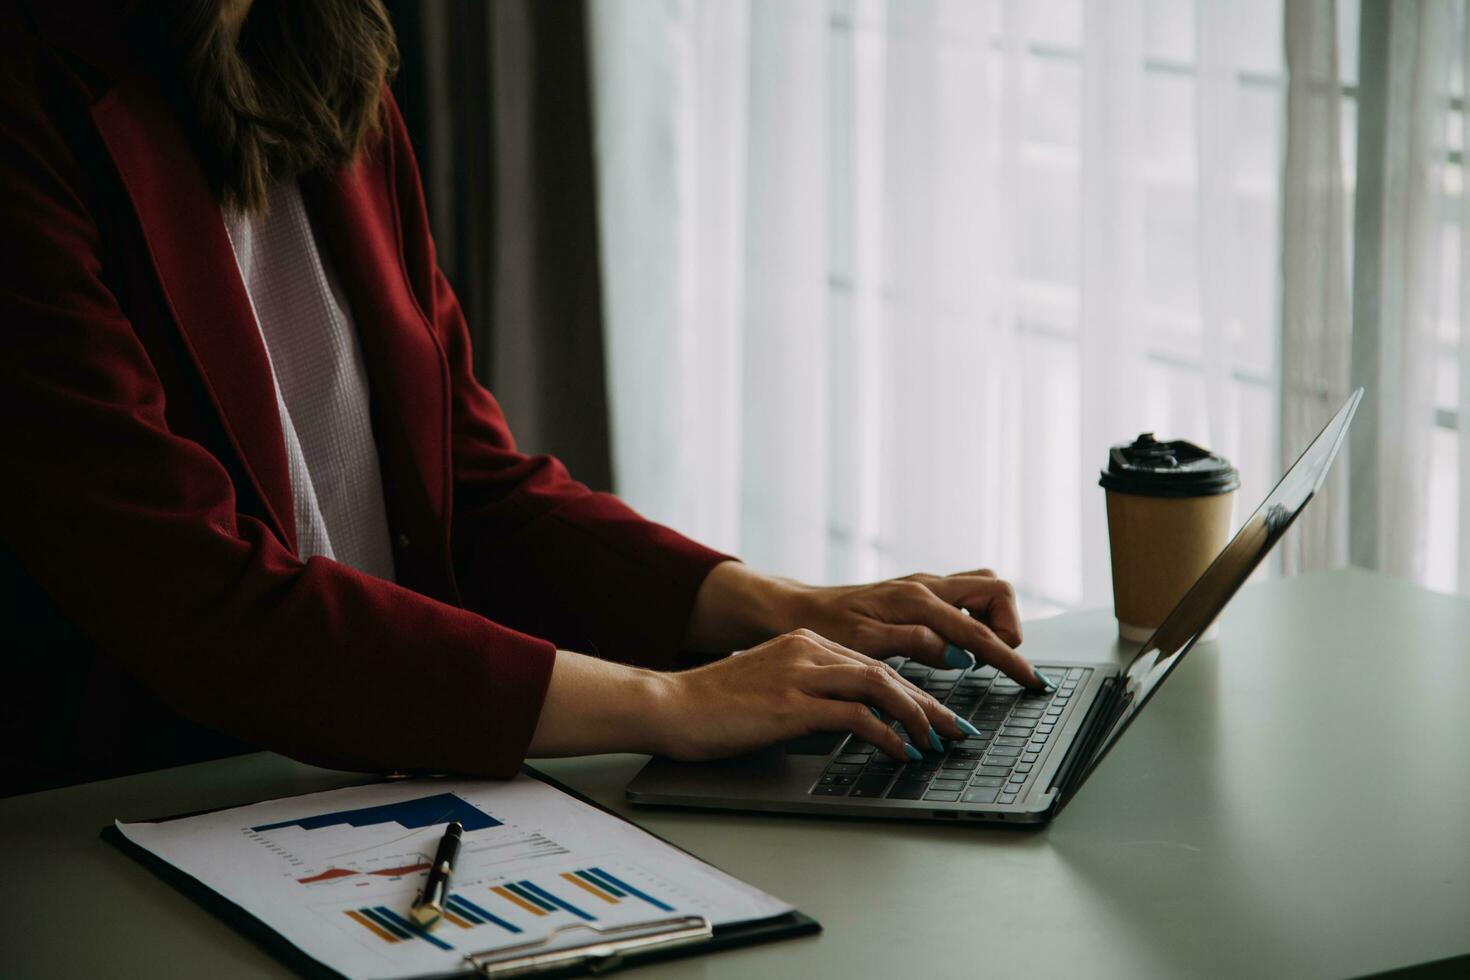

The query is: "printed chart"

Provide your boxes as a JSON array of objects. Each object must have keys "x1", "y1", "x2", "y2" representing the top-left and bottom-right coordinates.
[
  {"x1": 118, "y1": 777, "x2": 792, "y2": 980},
  {"x1": 243, "y1": 788, "x2": 710, "y2": 958}
]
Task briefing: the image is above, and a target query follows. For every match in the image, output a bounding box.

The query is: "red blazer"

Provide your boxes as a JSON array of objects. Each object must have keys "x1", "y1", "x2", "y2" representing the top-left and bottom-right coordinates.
[{"x1": 0, "y1": 3, "x2": 729, "y2": 795}]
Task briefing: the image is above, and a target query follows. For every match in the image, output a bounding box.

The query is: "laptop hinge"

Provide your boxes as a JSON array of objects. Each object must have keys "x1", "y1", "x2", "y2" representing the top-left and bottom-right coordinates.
[{"x1": 1049, "y1": 676, "x2": 1121, "y2": 813}]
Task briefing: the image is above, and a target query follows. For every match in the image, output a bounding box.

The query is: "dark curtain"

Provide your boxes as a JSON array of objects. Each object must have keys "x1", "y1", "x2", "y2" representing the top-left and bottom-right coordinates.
[{"x1": 385, "y1": 0, "x2": 613, "y2": 491}]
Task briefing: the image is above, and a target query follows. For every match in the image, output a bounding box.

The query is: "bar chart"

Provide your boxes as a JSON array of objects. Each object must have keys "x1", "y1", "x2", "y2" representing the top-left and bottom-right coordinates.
[
  {"x1": 485, "y1": 866, "x2": 677, "y2": 924},
  {"x1": 341, "y1": 906, "x2": 455, "y2": 951},
  {"x1": 253, "y1": 793, "x2": 500, "y2": 833}
]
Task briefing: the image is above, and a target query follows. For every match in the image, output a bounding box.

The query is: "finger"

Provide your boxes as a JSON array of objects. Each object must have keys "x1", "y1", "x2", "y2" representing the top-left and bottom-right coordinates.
[
  {"x1": 801, "y1": 633, "x2": 975, "y2": 742},
  {"x1": 894, "y1": 589, "x2": 1048, "y2": 690},
  {"x1": 801, "y1": 694, "x2": 918, "y2": 762},
  {"x1": 796, "y1": 630, "x2": 935, "y2": 704},
  {"x1": 804, "y1": 662, "x2": 944, "y2": 752},
  {"x1": 859, "y1": 620, "x2": 949, "y2": 664},
  {"x1": 921, "y1": 574, "x2": 1023, "y2": 648}
]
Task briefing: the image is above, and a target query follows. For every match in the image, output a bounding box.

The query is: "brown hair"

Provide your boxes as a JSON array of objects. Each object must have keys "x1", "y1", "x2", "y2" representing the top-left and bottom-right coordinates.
[{"x1": 154, "y1": 0, "x2": 399, "y2": 213}]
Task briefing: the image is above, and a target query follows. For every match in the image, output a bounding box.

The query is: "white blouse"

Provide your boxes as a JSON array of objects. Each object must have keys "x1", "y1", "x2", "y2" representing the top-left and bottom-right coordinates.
[{"x1": 222, "y1": 182, "x2": 397, "y2": 582}]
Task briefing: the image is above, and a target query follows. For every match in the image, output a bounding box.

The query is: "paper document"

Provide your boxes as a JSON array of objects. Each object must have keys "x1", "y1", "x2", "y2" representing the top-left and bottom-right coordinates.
[{"x1": 117, "y1": 775, "x2": 792, "y2": 979}]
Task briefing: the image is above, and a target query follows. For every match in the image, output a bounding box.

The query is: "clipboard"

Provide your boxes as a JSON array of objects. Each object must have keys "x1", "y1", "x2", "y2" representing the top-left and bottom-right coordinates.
[{"x1": 100, "y1": 767, "x2": 819, "y2": 979}]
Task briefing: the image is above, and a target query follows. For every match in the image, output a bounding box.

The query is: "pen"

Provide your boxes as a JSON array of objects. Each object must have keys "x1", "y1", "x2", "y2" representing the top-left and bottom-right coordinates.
[{"x1": 410, "y1": 820, "x2": 462, "y2": 929}]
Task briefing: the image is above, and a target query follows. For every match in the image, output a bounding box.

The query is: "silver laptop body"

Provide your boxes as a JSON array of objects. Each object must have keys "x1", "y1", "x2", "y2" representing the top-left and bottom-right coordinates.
[{"x1": 627, "y1": 391, "x2": 1362, "y2": 825}]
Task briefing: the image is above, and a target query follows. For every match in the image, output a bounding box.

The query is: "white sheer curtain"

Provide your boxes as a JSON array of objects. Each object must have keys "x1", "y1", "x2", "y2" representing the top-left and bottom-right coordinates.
[
  {"x1": 1282, "y1": 0, "x2": 1470, "y2": 595},
  {"x1": 1280, "y1": 0, "x2": 1352, "y2": 575},
  {"x1": 591, "y1": 0, "x2": 1301, "y2": 615}
]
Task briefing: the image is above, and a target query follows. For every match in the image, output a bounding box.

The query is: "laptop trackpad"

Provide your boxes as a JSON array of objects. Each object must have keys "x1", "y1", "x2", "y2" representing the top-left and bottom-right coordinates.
[{"x1": 783, "y1": 732, "x2": 845, "y2": 755}]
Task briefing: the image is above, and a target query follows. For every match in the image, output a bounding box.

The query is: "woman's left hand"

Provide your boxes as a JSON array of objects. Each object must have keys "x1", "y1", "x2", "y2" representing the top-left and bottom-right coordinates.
[{"x1": 687, "y1": 562, "x2": 1052, "y2": 690}]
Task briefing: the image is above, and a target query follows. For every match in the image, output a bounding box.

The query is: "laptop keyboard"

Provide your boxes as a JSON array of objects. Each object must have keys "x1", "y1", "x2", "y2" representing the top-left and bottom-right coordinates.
[{"x1": 810, "y1": 662, "x2": 1091, "y2": 806}]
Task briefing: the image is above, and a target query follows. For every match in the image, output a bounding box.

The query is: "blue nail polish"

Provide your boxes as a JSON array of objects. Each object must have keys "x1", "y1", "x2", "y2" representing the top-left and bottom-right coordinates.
[
  {"x1": 1034, "y1": 669, "x2": 1058, "y2": 692},
  {"x1": 954, "y1": 716, "x2": 981, "y2": 737},
  {"x1": 928, "y1": 728, "x2": 944, "y2": 753},
  {"x1": 903, "y1": 742, "x2": 923, "y2": 761},
  {"x1": 943, "y1": 643, "x2": 977, "y2": 670}
]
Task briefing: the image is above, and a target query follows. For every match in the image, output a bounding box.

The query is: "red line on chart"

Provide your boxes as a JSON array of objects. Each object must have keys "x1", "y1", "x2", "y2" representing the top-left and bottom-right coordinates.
[
  {"x1": 297, "y1": 868, "x2": 358, "y2": 884},
  {"x1": 369, "y1": 862, "x2": 431, "y2": 877}
]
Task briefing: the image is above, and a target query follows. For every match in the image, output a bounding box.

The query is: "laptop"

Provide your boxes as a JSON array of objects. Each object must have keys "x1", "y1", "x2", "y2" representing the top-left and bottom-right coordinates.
[{"x1": 627, "y1": 389, "x2": 1363, "y2": 825}]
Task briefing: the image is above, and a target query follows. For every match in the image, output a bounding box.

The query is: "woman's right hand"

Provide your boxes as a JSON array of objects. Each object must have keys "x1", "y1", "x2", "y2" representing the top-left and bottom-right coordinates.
[{"x1": 647, "y1": 629, "x2": 977, "y2": 762}]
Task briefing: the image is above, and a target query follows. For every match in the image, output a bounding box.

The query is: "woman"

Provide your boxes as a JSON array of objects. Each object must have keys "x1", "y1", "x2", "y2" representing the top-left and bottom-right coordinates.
[{"x1": 0, "y1": 0, "x2": 1049, "y2": 796}]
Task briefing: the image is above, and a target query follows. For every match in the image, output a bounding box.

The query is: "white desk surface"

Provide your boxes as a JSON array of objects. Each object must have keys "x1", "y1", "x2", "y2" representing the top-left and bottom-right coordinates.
[{"x1": 3, "y1": 568, "x2": 1468, "y2": 979}]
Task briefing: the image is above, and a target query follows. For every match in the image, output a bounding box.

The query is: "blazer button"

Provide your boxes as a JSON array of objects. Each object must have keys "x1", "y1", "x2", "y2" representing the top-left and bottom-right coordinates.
[{"x1": 396, "y1": 533, "x2": 411, "y2": 549}]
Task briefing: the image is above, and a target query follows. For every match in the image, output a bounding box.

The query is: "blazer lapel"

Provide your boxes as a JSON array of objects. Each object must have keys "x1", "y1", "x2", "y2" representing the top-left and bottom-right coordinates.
[{"x1": 89, "y1": 73, "x2": 298, "y2": 552}]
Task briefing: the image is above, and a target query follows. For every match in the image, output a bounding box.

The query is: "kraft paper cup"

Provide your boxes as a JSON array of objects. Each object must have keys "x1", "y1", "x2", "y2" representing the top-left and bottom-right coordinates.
[{"x1": 1099, "y1": 434, "x2": 1239, "y2": 643}]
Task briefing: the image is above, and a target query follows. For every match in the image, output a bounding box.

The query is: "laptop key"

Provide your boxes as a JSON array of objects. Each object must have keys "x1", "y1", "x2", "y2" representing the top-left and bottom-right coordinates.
[
  {"x1": 1015, "y1": 763, "x2": 1033, "y2": 773},
  {"x1": 827, "y1": 764, "x2": 865, "y2": 775},
  {"x1": 999, "y1": 792, "x2": 1018, "y2": 804},
  {"x1": 969, "y1": 775, "x2": 1005, "y2": 787},
  {"x1": 1022, "y1": 753, "x2": 1039, "y2": 764},
  {"x1": 962, "y1": 786, "x2": 1000, "y2": 804},
  {"x1": 865, "y1": 761, "x2": 899, "y2": 775},
  {"x1": 977, "y1": 765, "x2": 1012, "y2": 777},
  {"x1": 811, "y1": 784, "x2": 849, "y2": 796},
  {"x1": 924, "y1": 790, "x2": 961, "y2": 802},
  {"x1": 930, "y1": 778, "x2": 966, "y2": 792},
  {"x1": 941, "y1": 758, "x2": 978, "y2": 771},
  {"x1": 886, "y1": 780, "x2": 928, "y2": 800},
  {"x1": 850, "y1": 774, "x2": 894, "y2": 798},
  {"x1": 843, "y1": 740, "x2": 878, "y2": 754},
  {"x1": 833, "y1": 754, "x2": 871, "y2": 766}
]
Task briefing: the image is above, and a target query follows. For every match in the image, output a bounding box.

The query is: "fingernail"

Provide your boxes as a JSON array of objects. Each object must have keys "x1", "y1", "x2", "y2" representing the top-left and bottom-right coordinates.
[
  {"x1": 903, "y1": 742, "x2": 923, "y2": 761},
  {"x1": 954, "y1": 716, "x2": 981, "y2": 737},
  {"x1": 943, "y1": 643, "x2": 977, "y2": 669},
  {"x1": 928, "y1": 727, "x2": 944, "y2": 753},
  {"x1": 1034, "y1": 669, "x2": 1058, "y2": 692}
]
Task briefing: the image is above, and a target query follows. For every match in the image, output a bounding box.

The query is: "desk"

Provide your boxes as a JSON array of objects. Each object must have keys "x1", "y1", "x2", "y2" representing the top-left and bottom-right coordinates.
[{"x1": 3, "y1": 568, "x2": 1469, "y2": 979}]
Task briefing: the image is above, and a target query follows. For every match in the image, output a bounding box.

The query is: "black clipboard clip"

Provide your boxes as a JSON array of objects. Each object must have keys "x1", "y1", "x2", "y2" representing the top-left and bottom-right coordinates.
[{"x1": 462, "y1": 914, "x2": 713, "y2": 976}]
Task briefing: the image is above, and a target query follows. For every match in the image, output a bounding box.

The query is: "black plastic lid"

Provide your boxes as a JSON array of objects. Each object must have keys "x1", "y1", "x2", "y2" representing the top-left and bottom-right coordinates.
[{"x1": 1098, "y1": 433, "x2": 1240, "y2": 498}]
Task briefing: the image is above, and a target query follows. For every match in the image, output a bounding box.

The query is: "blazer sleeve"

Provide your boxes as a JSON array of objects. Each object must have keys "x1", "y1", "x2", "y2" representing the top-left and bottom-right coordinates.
[
  {"x1": 379, "y1": 99, "x2": 736, "y2": 668},
  {"x1": 0, "y1": 73, "x2": 554, "y2": 780}
]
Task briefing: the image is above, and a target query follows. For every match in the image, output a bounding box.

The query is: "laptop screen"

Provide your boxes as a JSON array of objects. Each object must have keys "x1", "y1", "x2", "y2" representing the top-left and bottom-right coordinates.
[{"x1": 1067, "y1": 389, "x2": 1363, "y2": 798}]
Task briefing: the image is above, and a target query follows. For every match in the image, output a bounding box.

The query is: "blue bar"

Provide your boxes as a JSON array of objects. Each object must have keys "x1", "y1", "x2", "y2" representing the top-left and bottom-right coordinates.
[
  {"x1": 516, "y1": 881, "x2": 595, "y2": 922},
  {"x1": 444, "y1": 895, "x2": 483, "y2": 924},
  {"x1": 587, "y1": 867, "x2": 675, "y2": 912},
  {"x1": 359, "y1": 907, "x2": 412, "y2": 940},
  {"x1": 374, "y1": 907, "x2": 455, "y2": 951},
  {"x1": 574, "y1": 869, "x2": 625, "y2": 897},
  {"x1": 503, "y1": 881, "x2": 556, "y2": 913},
  {"x1": 448, "y1": 895, "x2": 523, "y2": 934}
]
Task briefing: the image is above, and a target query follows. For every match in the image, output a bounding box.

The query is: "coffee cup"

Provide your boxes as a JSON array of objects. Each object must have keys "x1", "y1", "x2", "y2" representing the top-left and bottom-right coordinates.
[{"x1": 1099, "y1": 433, "x2": 1239, "y2": 642}]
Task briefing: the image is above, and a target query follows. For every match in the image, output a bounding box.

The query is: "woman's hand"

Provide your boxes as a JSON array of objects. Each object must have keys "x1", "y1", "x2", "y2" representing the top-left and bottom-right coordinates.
[
  {"x1": 685, "y1": 562, "x2": 1053, "y2": 690},
  {"x1": 651, "y1": 629, "x2": 978, "y2": 762},
  {"x1": 526, "y1": 633, "x2": 978, "y2": 763},
  {"x1": 780, "y1": 570, "x2": 1051, "y2": 687}
]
